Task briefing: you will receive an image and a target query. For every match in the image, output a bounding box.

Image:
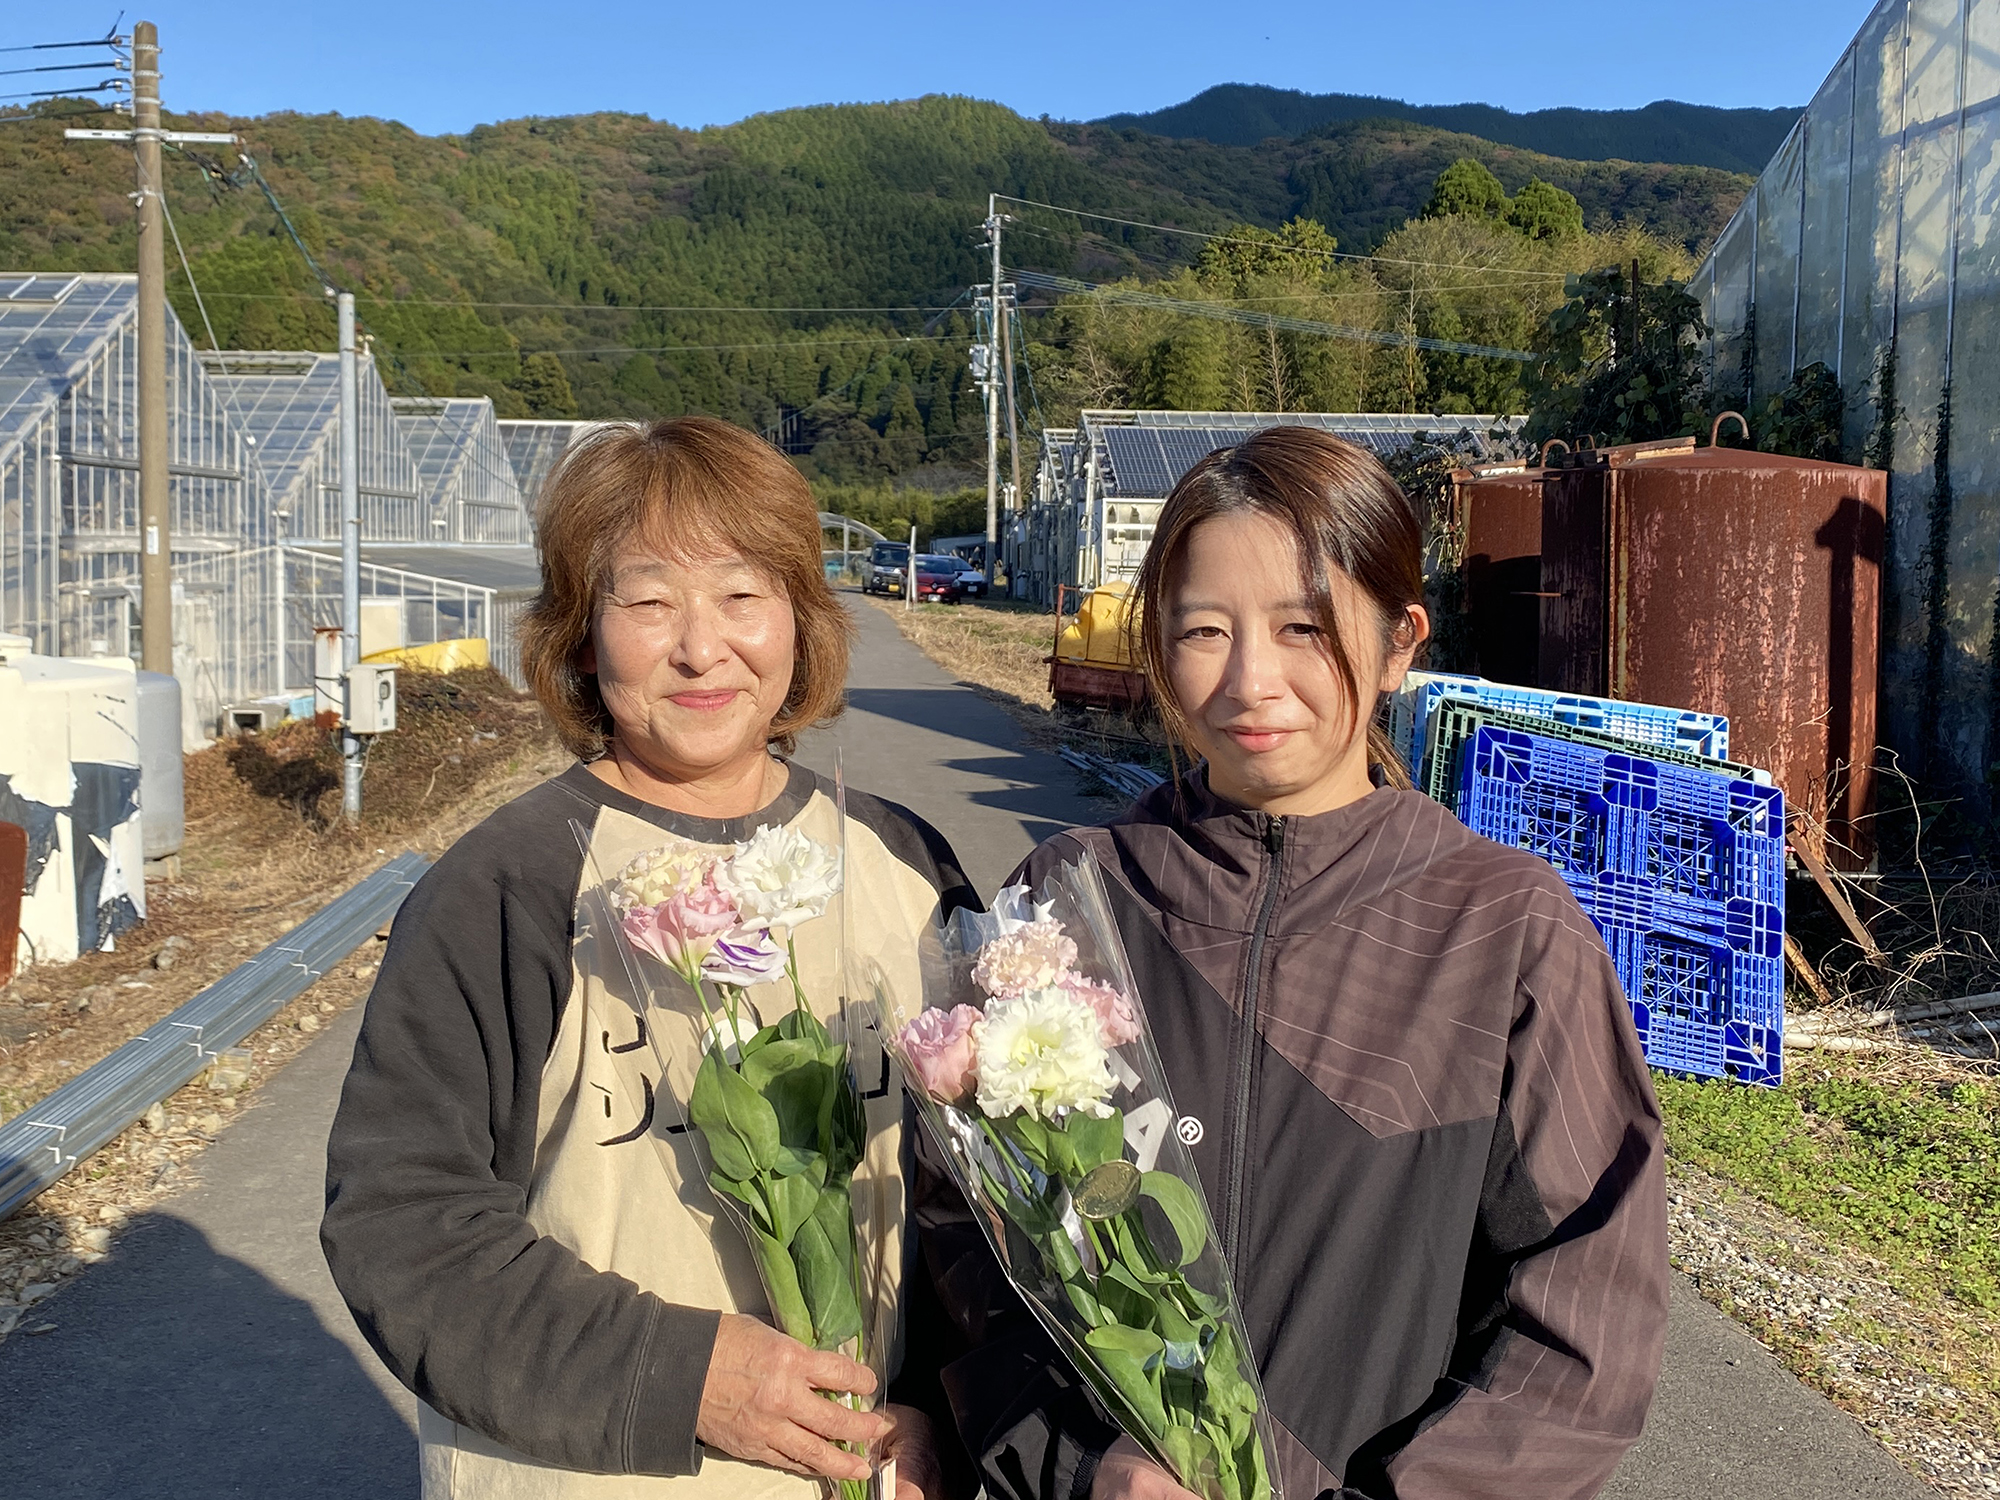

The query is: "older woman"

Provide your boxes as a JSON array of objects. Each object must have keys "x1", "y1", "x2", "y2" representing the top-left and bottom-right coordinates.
[{"x1": 323, "y1": 417, "x2": 971, "y2": 1499}]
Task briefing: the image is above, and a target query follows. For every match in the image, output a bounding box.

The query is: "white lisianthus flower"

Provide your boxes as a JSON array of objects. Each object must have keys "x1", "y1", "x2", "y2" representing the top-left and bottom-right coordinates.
[
  {"x1": 974, "y1": 988, "x2": 1116, "y2": 1122},
  {"x1": 714, "y1": 825, "x2": 843, "y2": 932},
  {"x1": 613, "y1": 843, "x2": 713, "y2": 912}
]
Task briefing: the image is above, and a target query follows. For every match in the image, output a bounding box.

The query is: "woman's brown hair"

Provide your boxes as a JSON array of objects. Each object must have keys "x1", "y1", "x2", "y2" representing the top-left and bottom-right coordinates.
[
  {"x1": 520, "y1": 416, "x2": 852, "y2": 759},
  {"x1": 1133, "y1": 425, "x2": 1425, "y2": 789}
]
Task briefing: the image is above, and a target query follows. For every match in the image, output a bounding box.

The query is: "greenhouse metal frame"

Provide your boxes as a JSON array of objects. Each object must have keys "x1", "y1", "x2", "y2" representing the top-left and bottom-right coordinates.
[
  {"x1": 205, "y1": 351, "x2": 423, "y2": 543},
  {"x1": 395, "y1": 398, "x2": 533, "y2": 545},
  {"x1": 1693, "y1": 0, "x2": 2000, "y2": 804},
  {"x1": 0, "y1": 273, "x2": 278, "y2": 736}
]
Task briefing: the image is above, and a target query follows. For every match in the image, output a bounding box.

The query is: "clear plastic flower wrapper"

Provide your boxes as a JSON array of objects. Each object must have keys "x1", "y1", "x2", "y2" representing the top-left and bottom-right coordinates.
[
  {"x1": 892, "y1": 853, "x2": 1281, "y2": 1500},
  {"x1": 571, "y1": 783, "x2": 899, "y2": 1500}
]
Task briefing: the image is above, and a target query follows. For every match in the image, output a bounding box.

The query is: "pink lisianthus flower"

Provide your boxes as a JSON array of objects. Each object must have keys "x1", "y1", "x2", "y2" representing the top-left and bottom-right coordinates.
[
  {"x1": 1059, "y1": 972, "x2": 1142, "y2": 1048},
  {"x1": 970, "y1": 920, "x2": 1080, "y2": 1001},
  {"x1": 622, "y1": 878, "x2": 742, "y2": 985},
  {"x1": 897, "y1": 1004, "x2": 984, "y2": 1104}
]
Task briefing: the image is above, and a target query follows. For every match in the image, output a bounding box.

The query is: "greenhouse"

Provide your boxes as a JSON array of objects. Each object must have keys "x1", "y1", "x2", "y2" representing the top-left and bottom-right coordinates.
[
  {"x1": 498, "y1": 419, "x2": 626, "y2": 517},
  {"x1": 394, "y1": 397, "x2": 532, "y2": 545},
  {"x1": 1693, "y1": 0, "x2": 2000, "y2": 807},
  {"x1": 204, "y1": 351, "x2": 422, "y2": 543},
  {"x1": 0, "y1": 272, "x2": 278, "y2": 739},
  {"x1": 1013, "y1": 410, "x2": 1515, "y2": 602}
]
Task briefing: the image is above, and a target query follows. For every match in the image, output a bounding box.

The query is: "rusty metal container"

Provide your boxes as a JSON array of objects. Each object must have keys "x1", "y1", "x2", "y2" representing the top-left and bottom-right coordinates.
[
  {"x1": 1537, "y1": 443, "x2": 1886, "y2": 866},
  {"x1": 1452, "y1": 461, "x2": 1545, "y2": 686}
]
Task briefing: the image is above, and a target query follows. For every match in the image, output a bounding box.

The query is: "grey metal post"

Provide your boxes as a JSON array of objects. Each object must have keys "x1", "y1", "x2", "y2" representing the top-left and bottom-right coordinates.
[
  {"x1": 338, "y1": 292, "x2": 363, "y2": 822},
  {"x1": 133, "y1": 22, "x2": 172, "y2": 677}
]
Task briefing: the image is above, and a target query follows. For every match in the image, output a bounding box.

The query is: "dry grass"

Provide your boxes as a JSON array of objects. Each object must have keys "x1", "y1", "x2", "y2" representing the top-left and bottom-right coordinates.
[{"x1": 863, "y1": 594, "x2": 1060, "y2": 713}]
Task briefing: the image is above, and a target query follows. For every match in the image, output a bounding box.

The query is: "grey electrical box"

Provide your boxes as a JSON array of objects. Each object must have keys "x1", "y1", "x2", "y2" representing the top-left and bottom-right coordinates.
[{"x1": 344, "y1": 663, "x2": 398, "y2": 735}]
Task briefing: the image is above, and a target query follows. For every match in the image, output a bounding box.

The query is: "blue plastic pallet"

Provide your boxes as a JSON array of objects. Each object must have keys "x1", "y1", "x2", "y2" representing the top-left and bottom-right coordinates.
[
  {"x1": 1390, "y1": 672, "x2": 1731, "y2": 775},
  {"x1": 1456, "y1": 725, "x2": 1784, "y2": 1086}
]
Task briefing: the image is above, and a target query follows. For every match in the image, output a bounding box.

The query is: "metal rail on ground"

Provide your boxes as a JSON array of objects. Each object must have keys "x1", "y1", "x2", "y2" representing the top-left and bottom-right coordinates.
[{"x1": 0, "y1": 852, "x2": 430, "y2": 1222}]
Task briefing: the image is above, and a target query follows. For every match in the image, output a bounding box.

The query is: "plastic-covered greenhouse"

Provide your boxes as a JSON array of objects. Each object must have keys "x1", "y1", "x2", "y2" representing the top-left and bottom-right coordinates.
[{"x1": 1694, "y1": 0, "x2": 2000, "y2": 806}]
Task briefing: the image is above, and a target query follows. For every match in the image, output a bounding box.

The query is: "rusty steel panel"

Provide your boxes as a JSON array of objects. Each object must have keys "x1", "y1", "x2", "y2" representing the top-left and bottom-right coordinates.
[
  {"x1": 1454, "y1": 469, "x2": 1545, "y2": 686},
  {"x1": 0, "y1": 821, "x2": 22, "y2": 988},
  {"x1": 1607, "y1": 449, "x2": 1885, "y2": 866},
  {"x1": 1540, "y1": 467, "x2": 1612, "y2": 697}
]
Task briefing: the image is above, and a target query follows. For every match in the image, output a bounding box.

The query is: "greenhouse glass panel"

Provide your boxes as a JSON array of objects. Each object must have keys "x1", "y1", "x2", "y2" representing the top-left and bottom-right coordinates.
[
  {"x1": 1707, "y1": 207, "x2": 1755, "y2": 398},
  {"x1": 209, "y1": 353, "x2": 421, "y2": 544},
  {"x1": 1799, "y1": 57, "x2": 1856, "y2": 376},
  {"x1": 278, "y1": 546, "x2": 493, "y2": 690},
  {"x1": 396, "y1": 398, "x2": 531, "y2": 544},
  {"x1": 1754, "y1": 129, "x2": 1806, "y2": 397},
  {"x1": 1970, "y1": 0, "x2": 2000, "y2": 105}
]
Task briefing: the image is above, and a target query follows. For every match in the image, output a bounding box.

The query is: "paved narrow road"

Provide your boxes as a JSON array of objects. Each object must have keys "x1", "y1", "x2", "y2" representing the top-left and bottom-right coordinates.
[{"x1": 0, "y1": 599, "x2": 1933, "y2": 1499}]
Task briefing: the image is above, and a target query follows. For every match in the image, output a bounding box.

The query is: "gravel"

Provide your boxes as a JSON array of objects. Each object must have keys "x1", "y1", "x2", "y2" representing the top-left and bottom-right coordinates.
[{"x1": 1669, "y1": 1158, "x2": 1998, "y2": 1497}]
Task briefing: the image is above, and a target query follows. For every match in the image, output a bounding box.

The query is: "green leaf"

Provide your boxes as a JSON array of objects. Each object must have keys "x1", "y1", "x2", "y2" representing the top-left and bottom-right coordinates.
[
  {"x1": 778, "y1": 1007, "x2": 834, "y2": 1052},
  {"x1": 747, "y1": 1224, "x2": 814, "y2": 1343},
  {"x1": 1156, "y1": 1426, "x2": 1220, "y2": 1500},
  {"x1": 689, "y1": 1054, "x2": 780, "y2": 1179},
  {"x1": 794, "y1": 1186, "x2": 864, "y2": 1350},
  {"x1": 1065, "y1": 1109, "x2": 1125, "y2": 1173},
  {"x1": 773, "y1": 1144, "x2": 824, "y2": 1178},
  {"x1": 1000, "y1": 1113, "x2": 1054, "y2": 1172},
  {"x1": 708, "y1": 1170, "x2": 772, "y2": 1236},
  {"x1": 741, "y1": 1037, "x2": 818, "y2": 1091},
  {"x1": 763, "y1": 1167, "x2": 823, "y2": 1246},
  {"x1": 755, "y1": 1048, "x2": 837, "y2": 1150},
  {"x1": 1083, "y1": 1323, "x2": 1167, "y2": 1437},
  {"x1": 1140, "y1": 1172, "x2": 1209, "y2": 1267},
  {"x1": 1094, "y1": 1261, "x2": 1159, "y2": 1331},
  {"x1": 738, "y1": 1023, "x2": 781, "y2": 1061}
]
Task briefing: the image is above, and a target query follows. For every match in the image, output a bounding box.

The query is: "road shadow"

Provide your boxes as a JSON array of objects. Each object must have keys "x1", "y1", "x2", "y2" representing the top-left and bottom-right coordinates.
[{"x1": 0, "y1": 1211, "x2": 414, "y2": 1499}]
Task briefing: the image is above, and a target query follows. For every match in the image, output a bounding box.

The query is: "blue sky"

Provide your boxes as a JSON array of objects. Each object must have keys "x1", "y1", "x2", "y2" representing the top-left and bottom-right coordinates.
[{"x1": 10, "y1": 1, "x2": 1877, "y2": 135}]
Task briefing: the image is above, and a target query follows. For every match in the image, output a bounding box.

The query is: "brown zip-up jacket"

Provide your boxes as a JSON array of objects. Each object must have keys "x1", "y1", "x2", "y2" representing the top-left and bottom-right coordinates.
[{"x1": 920, "y1": 772, "x2": 1667, "y2": 1500}]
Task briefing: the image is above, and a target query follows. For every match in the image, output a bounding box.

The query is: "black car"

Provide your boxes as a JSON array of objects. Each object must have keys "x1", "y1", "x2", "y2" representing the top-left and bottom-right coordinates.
[{"x1": 863, "y1": 541, "x2": 909, "y2": 596}]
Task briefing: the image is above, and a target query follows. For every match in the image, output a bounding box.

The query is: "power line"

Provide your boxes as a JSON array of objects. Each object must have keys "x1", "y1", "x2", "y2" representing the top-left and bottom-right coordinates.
[
  {"x1": 994, "y1": 195, "x2": 1571, "y2": 282},
  {"x1": 397, "y1": 334, "x2": 965, "y2": 358},
  {"x1": 128, "y1": 288, "x2": 972, "y2": 314},
  {"x1": 0, "y1": 32, "x2": 123, "y2": 54}
]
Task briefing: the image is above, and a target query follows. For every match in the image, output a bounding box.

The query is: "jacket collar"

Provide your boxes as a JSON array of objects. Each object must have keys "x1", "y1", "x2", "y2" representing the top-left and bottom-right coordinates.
[{"x1": 1150, "y1": 763, "x2": 1408, "y2": 889}]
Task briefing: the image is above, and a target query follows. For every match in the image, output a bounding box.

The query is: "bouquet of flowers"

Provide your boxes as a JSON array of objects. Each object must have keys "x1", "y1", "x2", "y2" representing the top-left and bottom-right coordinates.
[
  {"x1": 892, "y1": 854, "x2": 1280, "y2": 1500},
  {"x1": 575, "y1": 815, "x2": 884, "y2": 1500}
]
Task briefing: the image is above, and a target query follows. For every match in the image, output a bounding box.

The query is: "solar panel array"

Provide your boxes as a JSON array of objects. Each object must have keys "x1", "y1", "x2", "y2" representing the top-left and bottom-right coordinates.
[{"x1": 1095, "y1": 413, "x2": 1510, "y2": 498}]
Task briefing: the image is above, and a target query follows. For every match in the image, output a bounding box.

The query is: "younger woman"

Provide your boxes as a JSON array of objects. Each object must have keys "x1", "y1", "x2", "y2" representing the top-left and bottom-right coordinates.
[{"x1": 925, "y1": 427, "x2": 1667, "y2": 1500}]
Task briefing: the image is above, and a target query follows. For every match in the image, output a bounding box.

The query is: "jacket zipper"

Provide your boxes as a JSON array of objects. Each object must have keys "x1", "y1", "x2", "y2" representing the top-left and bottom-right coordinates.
[{"x1": 1222, "y1": 813, "x2": 1285, "y2": 1271}]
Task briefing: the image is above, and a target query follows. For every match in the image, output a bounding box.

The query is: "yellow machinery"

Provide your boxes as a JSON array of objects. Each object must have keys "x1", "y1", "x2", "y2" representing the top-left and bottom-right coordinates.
[
  {"x1": 361, "y1": 637, "x2": 490, "y2": 673},
  {"x1": 1049, "y1": 584, "x2": 1147, "y2": 710}
]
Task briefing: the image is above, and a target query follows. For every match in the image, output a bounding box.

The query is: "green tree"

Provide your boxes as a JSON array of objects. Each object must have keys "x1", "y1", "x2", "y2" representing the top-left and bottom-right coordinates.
[
  {"x1": 1506, "y1": 178, "x2": 1585, "y2": 241},
  {"x1": 1754, "y1": 362, "x2": 1845, "y2": 461},
  {"x1": 512, "y1": 352, "x2": 579, "y2": 418},
  {"x1": 1523, "y1": 266, "x2": 1712, "y2": 447},
  {"x1": 1425, "y1": 158, "x2": 1508, "y2": 220}
]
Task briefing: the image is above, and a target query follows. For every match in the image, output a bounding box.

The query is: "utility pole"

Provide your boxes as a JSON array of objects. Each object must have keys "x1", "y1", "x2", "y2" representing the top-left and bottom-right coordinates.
[
  {"x1": 133, "y1": 21, "x2": 170, "y2": 675},
  {"x1": 62, "y1": 23, "x2": 238, "y2": 678},
  {"x1": 983, "y1": 195, "x2": 1005, "y2": 588},
  {"x1": 338, "y1": 292, "x2": 363, "y2": 822},
  {"x1": 1000, "y1": 298, "x2": 1022, "y2": 598}
]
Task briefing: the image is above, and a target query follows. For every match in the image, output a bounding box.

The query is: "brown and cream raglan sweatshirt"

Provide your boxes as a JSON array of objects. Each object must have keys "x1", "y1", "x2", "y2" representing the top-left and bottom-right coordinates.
[{"x1": 321, "y1": 760, "x2": 975, "y2": 1500}]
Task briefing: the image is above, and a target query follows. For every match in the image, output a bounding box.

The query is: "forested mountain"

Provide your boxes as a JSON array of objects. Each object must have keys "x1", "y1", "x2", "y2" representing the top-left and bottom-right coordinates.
[
  {"x1": 1, "y1": 93, "x2": 1751, "y2": 481},
  {"x1": 1094, "y1": 84, "x2": 1798, "y2": 176}
]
